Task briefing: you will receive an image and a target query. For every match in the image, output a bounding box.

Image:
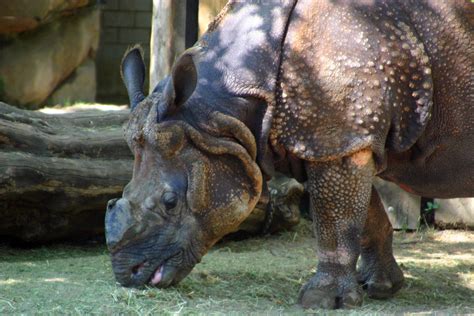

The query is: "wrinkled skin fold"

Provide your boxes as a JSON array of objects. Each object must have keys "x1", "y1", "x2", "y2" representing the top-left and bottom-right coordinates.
[
  {"x1": 106, "y1": 109, "x2": 263, "y2": 287},
  {"x1": 105, "y1": 0, "x2": 473, "y2": 310}
]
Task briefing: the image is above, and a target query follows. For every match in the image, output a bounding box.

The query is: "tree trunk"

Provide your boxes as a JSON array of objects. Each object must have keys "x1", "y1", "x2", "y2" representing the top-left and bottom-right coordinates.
[
  {"x1": 0, "y1": 102, "x2": 301, "y2": 243},
  {"x1": 149, "y1": 0, "x2": 187, "y2": 92},
  {"x1": 149, "y1": 0, "x2": 199, "y2": 92}
]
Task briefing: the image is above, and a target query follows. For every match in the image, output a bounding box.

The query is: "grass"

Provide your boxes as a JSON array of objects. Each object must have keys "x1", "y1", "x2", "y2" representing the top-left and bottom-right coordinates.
[{"x1": 1, "y1": 220, "x2": 473, "y2": 315}]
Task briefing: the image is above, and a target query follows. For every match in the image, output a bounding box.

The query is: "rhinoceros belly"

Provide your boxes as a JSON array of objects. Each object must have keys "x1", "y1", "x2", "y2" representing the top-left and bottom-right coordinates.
[{"x1": 380, "y1": 131, "x2": 474, "y2": 199}]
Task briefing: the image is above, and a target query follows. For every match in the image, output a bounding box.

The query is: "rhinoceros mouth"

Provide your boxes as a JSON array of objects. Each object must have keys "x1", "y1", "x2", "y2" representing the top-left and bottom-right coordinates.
[
  {"x1": 125, "y1": 258, "x2": 169, "y2": 286},
  {"x1": 148, "y1": 255, "x2": 195, "y2": 288},
  {"x1": 124, "y1": 252, "x2": 193, "y2": 288}
]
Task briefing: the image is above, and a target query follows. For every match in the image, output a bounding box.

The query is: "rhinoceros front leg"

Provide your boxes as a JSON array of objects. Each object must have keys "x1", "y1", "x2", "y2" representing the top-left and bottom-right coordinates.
[
  {"x1": 358, "y1": 186, "x2": 405, "y2": 298},
  {"x1": 299, "y1": 149, "x2": 374, "y2": 309}
]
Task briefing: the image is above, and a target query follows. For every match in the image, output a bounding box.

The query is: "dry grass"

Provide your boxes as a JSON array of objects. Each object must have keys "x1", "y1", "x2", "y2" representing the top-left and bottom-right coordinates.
[{"x1": 1, "y1": 221, "x2": 473, "y2": 315}]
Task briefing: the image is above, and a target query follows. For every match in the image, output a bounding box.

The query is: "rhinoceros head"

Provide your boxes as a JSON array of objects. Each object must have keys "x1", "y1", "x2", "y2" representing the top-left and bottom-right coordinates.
[{"x1": 105, "y1": 46, "x2": 263, "y2": 288}]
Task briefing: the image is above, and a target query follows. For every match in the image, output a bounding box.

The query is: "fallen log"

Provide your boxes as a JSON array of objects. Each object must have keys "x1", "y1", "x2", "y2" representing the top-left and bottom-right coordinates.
[
  {"x1": 0, "y1": 102, "x2": 302, "y2": 243},
  {"x1": 0, "y1": 102, "x2": 132, "y2": 242}
]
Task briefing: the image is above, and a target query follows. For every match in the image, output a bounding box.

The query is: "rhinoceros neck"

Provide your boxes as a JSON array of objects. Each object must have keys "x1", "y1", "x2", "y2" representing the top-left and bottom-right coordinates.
[
  {"x1": 185, "y1": 0, "x2": 298, "y2": 178},
  {"x1": 196, "y1": 0, "x2": 298, "y2": 97}
]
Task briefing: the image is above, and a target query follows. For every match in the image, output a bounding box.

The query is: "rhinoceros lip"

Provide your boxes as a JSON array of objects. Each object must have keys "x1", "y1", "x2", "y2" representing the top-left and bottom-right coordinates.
[
  {"x1": 125, "y1": 250, "x2": 193, "y2": 288},
  {"x1": 132, "y1": 254, "x2": 178, "y2": 287},
  {"x1": 149, "y1": 263, "x2": 178, "y2": 287}
]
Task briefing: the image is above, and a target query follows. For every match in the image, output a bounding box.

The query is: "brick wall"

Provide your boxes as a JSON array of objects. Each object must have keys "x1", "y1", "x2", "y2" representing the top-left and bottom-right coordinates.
[{"x1": 96, "y1": 0, "x2": 152, "y2": 103}]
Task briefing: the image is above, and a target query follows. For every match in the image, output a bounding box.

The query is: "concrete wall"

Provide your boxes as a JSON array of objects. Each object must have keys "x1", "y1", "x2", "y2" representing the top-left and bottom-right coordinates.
[{"x1": 96, "y1": 0, "x2": 152, "y2": 104}]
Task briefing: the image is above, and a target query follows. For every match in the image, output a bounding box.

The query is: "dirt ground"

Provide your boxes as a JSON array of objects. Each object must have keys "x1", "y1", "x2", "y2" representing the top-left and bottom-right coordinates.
[{"x1": 1, "y1": 220, "x2": 473, "y2": 314}]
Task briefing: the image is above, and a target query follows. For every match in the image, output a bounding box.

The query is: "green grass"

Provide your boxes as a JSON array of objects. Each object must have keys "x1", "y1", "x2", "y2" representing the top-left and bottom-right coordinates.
[{"x1": 1, "y1": 221, "x2": 473, "y2": 315}]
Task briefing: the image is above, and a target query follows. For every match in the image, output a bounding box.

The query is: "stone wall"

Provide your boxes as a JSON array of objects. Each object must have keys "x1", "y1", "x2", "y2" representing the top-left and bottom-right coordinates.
[
  {"x1": 96, "y1": 0, "x2": 152, "y2": 103},
  {"x1": 0, "y1": 0, "x2": 100, "y2": 109}
]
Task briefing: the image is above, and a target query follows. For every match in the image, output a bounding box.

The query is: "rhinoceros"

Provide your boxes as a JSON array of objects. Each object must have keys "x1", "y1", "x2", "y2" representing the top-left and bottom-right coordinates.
[{"x1": 105, "y1": 0, "x2": 473, "y2": 309}]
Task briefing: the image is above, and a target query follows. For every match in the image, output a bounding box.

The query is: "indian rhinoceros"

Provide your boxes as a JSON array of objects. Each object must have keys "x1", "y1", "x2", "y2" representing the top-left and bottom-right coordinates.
[{"x1": 104, "y1": 0, "x2": 473, "y2": 309}]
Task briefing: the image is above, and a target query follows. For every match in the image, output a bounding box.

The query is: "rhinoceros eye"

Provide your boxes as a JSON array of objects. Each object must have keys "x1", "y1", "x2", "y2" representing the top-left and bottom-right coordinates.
[{"x1": 161, "y1": 191, "x2": 178, "y2": 212}]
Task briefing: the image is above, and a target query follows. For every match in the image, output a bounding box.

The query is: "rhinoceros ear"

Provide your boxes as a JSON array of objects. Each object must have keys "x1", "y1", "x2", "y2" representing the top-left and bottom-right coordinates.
[
  {"x1": 121, "y1": 45, "x2": 146, "y2": 110},
  {"x1": 158, "y1": 52, "x2": 197, "y2": 121}
]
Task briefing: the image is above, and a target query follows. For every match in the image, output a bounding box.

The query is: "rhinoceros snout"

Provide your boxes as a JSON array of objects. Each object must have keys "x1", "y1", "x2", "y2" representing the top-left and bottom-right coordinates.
[{"x1": 105, "y1": 198, "x2": 134, "y2": 251}]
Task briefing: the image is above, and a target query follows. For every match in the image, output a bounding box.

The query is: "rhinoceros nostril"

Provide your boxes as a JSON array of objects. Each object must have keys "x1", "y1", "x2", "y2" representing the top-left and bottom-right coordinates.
[
  {"x1": 107, "y1": 198, "x2": 119, "y2": 210},
  {"x1": 131, "y1": 261, "x2": 147, "y2": 277}
]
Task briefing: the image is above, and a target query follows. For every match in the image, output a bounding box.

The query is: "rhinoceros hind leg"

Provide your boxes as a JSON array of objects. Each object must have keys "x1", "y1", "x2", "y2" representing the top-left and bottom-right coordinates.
[{"x1": 357, "y1": 187, "x2": 405, "y2": 299}]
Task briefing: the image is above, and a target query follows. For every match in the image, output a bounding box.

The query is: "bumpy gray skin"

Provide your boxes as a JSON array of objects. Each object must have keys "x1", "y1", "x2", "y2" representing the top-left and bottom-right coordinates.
[{"x1": 106, "y1": 0, "x2": 473, "y2": 310}]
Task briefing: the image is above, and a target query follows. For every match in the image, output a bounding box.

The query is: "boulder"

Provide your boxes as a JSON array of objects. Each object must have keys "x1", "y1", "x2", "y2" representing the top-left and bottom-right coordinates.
[
  {"x1": 0, "y1": 7, "x2": 100, "y2": 108},
  {"x1": 47, "y1": 58, "x2": 96, "y2": 105},
  {"x1": 0, "y1": 0, "x2": 90, "y2": 34}
]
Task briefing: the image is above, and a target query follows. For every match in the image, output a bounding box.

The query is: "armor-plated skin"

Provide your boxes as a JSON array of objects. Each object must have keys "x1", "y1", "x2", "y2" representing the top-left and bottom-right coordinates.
[{"x1": 105, "y1": 0, "x2": 473, "y2": 309}]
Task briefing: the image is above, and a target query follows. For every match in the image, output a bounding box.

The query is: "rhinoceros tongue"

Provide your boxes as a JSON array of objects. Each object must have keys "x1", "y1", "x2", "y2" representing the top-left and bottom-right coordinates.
[{"x1": 150, "y1": 266, "x2": 163, "y2": 285}]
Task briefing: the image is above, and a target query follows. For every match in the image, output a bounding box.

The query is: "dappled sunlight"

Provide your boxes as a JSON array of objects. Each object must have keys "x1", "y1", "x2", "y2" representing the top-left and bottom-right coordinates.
[
  {"x1": 398, "y1": 252, "x2": 473, "y2": 263},
  {"x1": 39, "y1": 103, "x2": 127, "y2": 114},
  {"x1": 459, "y1": 272, "x2": 474, "y2": 290},
  {"x1": 43, "y1": 278, "x2": 67, "y2": 283},
  {"x1": 432, "y1": 231, "x2": 473, "y2": 243},
  {"x1": 0, "y1": 276, "x2": 83, "y2": 287},
  {"x1": 0, "y1": 279, "x2": 23, "y2": 285}
]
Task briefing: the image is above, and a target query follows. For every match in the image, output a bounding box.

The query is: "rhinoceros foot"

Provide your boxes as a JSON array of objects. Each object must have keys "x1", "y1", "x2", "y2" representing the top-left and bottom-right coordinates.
[
  {"x1": 298, "y1": 270, "x2": 363, "y2": 309},
  {"x1": 357, "y1": 255, "x2": 405, "y2": 299}
]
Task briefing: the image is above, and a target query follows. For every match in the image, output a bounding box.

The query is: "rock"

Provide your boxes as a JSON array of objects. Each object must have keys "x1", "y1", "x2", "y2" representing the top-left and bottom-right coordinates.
[
  {"x1": 435, "y1": 198, "x2": 474, "y2": 228},
  {"x1": 47, "y1": 58, "x2": 96, "y2": 105},
  {"x1": 0, "y1": 0, "x2": 91, "y2": 34},
  {"x1": 374, "y1": 178, "x2": 420, "y2": 230},
  {"x1": 0, "y1": 8, "x2": 100, "y2": 108}
]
